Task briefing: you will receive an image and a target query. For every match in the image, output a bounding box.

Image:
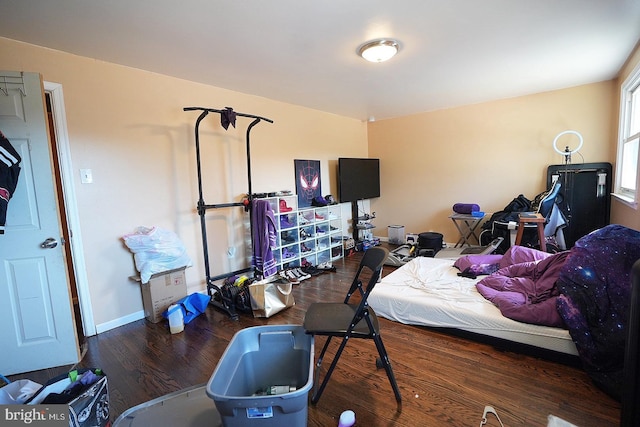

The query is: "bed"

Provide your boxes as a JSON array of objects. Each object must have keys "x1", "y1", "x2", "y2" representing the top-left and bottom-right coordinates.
[
  {"x1": 372, "y1": 253, "x2": 579, "y2": 355},
  {"x1": 370, "y1": 224, "x2": 640, "y2": 401}
]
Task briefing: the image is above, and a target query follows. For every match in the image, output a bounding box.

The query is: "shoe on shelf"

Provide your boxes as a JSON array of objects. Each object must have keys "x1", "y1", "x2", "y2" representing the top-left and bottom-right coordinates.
[
  {"x1": 298, "y1": 213, "x2": 310, "y2": 224},
  {"x1": 280, "y1": 216, "x2": 294, "y2": 229},
  {"x1": 301, "y1": 243, "x2": 312, "y2": 253},
  {"x1": 282, "y1": 248, "x2": 296, "y2": 259},
  {"x1": 315, "y1": 213, "x2": 325, "y2": 220},
  {"x1": 279, "y1": 199, "x2": 293, "y2": 212},
  {"x1": 311, "y1": 196, "x2": 328, "y2": 207},
  {"x1": 281, "y1": 231, "x2": 295, "y2": 243},
  {"x1": 324, "y1": 194, "x2": 337, "y2": 205},
  {"x1": 316, "y1": 227, "x2": 326, "y2": 235},
  {"x1": 300, "y1": 228, "x2": 310, "y2": 240}
]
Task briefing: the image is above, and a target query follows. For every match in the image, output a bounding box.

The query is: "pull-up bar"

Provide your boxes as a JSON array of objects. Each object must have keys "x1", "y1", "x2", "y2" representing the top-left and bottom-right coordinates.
[
  {"x1": 184, "y1": 105, "x2": 273, "y2": 320},
  {"x1": 183, "y1": 106, "x2": 274, "y2": 123}
]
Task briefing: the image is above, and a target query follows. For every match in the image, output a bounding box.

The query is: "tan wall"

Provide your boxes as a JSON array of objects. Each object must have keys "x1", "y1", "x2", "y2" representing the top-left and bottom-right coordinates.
[
  {"x1": 0, "y1": 37, "x2": 368, "y2": 330},
  {"x1": 368, "y1": 82, "x2": 616, "y2": 243},
  {"x1": 611, "y1": 41, "x2": 640, "y2": 230}
]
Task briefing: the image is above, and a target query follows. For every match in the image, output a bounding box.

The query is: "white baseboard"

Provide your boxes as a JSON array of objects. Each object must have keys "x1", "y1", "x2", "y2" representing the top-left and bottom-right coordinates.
[
  {"x1": 95, "y1": 310, "x2": 146, "y2": 334},
  {"x1": 94, "y1": 290, "x2": 210, "y2": 334}
]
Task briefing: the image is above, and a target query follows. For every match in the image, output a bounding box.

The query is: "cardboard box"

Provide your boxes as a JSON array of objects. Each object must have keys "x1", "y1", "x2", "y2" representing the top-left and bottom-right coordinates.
[{"x1": 133, "y1": 267, "x2": 188, "y2": 323}]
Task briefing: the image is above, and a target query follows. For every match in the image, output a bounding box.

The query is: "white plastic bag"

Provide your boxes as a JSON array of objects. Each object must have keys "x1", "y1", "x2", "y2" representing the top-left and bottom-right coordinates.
[
  {"x1": 0, "y1": 379, "x2": 42, "y2": 404},
  {"x1": 122, "y1": 226, "x2": 192, "y2": 283}
]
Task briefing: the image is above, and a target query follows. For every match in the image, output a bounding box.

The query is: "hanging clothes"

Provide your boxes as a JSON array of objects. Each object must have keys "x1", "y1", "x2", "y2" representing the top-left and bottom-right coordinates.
[
  {"x1": 544, "y1": 203, "x2": 568, "y2": 250},
  {"x1": 0, "y1": 130, "x2": 21, "y2": 234},
  {"x1": 220, "y1": 107, "x2": 237, "y2": 130},
  {"x1": 251, "y1": 199, "x2": 278, "y2": 278}
]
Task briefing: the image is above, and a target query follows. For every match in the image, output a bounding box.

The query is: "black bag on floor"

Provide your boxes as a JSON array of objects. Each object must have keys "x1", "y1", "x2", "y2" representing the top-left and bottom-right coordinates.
[
  {"x1": 480, "y1": 194, "x2": 533, "y2": 254},
  {"x1": 417, "y1": 232, "x2": 443, "y2": 257}
]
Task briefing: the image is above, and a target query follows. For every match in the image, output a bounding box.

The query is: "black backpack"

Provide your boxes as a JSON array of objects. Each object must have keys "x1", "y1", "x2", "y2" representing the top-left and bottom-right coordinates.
[
  {"x1": 482, "y1": 194, "x2": 532, "y2": 230},
  {"x1": 480, "y1": 194, "x2": 533, "y2": 253}
]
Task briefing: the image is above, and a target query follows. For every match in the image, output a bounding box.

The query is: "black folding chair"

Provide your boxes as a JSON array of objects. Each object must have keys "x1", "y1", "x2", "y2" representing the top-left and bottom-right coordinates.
[{"x1": 303, "y1": 246, "x2": 402, "y2": 404}]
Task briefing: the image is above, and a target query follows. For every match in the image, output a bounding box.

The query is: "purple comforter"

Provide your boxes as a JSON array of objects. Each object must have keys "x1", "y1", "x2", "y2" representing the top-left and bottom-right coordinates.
[
  {"x1": 476, "y1": 249, "x2": 569, "y2": 328},
  {"x1": 556, "y1": 224, "x2": 640, "y2": 400},
  {"x1": 470, "y1": 225, "x2": 640, "y2": 401}
]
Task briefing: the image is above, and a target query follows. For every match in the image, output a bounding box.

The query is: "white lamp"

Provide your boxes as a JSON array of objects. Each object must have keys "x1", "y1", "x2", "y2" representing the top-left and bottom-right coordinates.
[
  {"x1": 553, "y1": 130, "x2": 583, "y2": 164},
  {"x1": 358, "y1": 39, "x2": 400, "y2": 63}
]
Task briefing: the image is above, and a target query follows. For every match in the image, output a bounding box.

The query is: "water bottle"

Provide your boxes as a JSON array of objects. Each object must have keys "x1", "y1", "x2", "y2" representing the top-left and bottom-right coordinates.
[
  {"x1": 338, "y1": 410, "x2": 355, "y2": 427},
  {"x1": 167, "y1": 304, "x2": 184, "y2": 334}
]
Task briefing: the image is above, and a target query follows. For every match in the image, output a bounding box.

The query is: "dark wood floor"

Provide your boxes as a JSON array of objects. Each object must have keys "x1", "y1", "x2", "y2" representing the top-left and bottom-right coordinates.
[{"x1": 10, "y1": 252, "x2": 620, "y2": 426}]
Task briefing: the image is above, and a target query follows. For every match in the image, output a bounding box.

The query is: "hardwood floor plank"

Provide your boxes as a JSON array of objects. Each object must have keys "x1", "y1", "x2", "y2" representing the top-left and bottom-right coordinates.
[{"x1": 8, "y1": 253, "x2": 620, "y2": 426}]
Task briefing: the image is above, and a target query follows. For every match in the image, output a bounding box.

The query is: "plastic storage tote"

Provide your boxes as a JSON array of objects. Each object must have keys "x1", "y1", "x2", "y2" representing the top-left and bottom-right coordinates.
[
  {"x1": 113, "y1": 384, "x2": 220, "y2": 427},
  {"x1": 206, "y1": 325, "x2": 314, "y2": 427}
]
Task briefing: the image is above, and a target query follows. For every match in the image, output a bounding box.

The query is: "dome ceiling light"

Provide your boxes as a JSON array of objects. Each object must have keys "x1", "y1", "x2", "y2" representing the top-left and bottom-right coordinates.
[{"x1": 357, "y1": 39, "x2": 400, "y2": 63}]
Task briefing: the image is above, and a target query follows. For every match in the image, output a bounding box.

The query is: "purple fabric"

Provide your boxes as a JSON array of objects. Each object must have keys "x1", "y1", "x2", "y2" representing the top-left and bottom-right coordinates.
[
  {"x1": 453, "y1": 246, "x2": 551, "y2": 277},
  {"x1": 556, "y1": 224, "x2": 640, "y2": 400},
  {"x1": 454, "y1": 255, "x2": 502, "y2": 277},
  {"x1": 251, "y1": 200, "x2": 278, "y2": 277},
  {"x1": 452, "y1": 203, "x2": 480, "y2": 214},
  {"x1": 476, "y1": 251, "x2": 569, "y2": 327},
  {"x1": 498, "y1": 245, "x2": 551, "y2": 268}
]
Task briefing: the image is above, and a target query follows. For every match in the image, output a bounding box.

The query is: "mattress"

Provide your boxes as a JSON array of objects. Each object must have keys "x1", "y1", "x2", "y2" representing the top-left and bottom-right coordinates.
[{"x1": 371, "y1": 257, "x2": 578, "y2": 355}]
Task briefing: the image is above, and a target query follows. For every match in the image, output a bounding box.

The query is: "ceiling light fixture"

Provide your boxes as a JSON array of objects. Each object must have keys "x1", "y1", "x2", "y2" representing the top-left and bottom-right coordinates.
[{"x1": 357, "y1": 39, "x2": 400, "y2": 63}]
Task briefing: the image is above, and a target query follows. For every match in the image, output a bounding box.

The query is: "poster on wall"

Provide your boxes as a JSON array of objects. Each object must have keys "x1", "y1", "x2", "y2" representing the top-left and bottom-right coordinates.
[{"x1": 294, "y1": 159, "x2": 321, "y2": 208}]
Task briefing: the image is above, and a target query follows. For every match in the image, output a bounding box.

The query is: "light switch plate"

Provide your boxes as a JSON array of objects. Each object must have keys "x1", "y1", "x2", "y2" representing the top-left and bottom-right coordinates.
[{"x1": 80, "y1": 168, "x2": 93, "y2": 184}]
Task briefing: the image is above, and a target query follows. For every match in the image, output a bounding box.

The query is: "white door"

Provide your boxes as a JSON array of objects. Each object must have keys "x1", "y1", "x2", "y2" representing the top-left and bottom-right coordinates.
[{"x1": 0, "y1": 71, "x2": 79, "y2": 375}]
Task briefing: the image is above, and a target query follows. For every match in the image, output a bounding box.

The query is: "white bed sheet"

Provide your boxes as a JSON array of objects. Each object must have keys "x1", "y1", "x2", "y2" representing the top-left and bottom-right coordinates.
[{"x1": 371, "y1": 257, "x2": 578, "y2": 355}]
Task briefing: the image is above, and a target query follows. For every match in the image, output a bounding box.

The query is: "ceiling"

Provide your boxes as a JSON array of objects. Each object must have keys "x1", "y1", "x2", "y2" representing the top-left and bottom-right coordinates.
[{"x1": 1, "y1": 0, "x2": 640, "y2": 120}]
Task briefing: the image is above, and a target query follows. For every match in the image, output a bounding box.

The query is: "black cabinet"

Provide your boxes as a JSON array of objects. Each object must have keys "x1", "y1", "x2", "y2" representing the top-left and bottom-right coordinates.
[{"x1": 547, "y1": 162, "x2": 612, "y2": 248}]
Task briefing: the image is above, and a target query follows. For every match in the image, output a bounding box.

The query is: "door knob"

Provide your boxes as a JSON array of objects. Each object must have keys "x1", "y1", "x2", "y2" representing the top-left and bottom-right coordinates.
[{"x1": 40, "y1": 238, "x2": 58, "y2": 249}]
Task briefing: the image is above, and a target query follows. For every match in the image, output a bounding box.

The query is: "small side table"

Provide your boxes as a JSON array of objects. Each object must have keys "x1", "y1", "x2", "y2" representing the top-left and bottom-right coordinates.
[
  {"x1": 515, "y1": 213, "x2": 546, "y2": 252},
  {"x1": 449, "y1": 213, "x2": 485, "y2": 247}
]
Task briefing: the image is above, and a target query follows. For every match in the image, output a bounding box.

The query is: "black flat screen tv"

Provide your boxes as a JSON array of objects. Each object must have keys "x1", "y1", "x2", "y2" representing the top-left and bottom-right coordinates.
[{"x1": 338, "y1": 158, "x2": 380, "y2": 202}]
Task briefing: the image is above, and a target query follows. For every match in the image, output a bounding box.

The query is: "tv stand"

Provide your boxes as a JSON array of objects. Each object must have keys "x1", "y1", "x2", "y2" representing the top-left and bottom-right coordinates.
[{"x1": 351, "y1": 201, "x2": 377, "y2": 245}]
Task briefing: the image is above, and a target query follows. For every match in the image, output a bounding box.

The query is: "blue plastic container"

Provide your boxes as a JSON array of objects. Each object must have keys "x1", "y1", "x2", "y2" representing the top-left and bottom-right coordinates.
[{"x1": 206, "y1": 325, "x2": 314, "y2": 427}]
